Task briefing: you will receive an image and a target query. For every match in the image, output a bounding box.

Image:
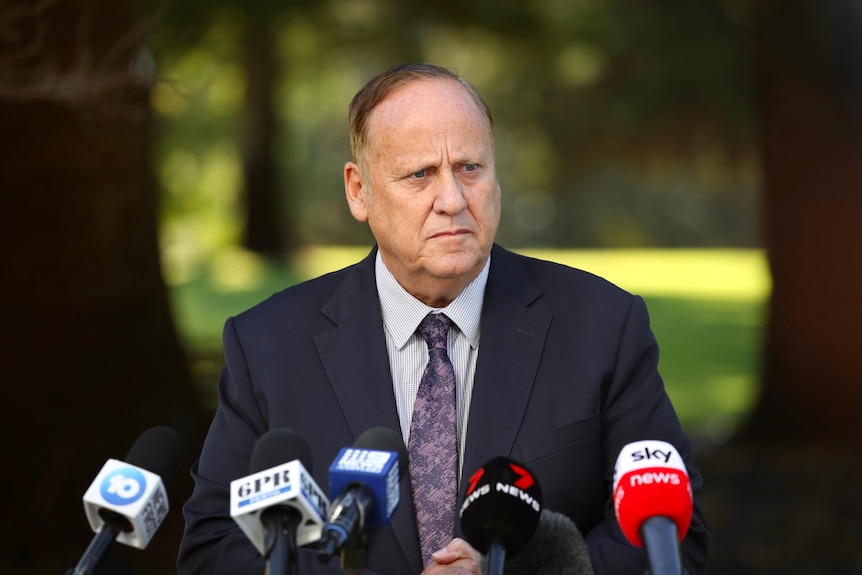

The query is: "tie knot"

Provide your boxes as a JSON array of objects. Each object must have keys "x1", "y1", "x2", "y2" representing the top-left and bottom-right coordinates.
[{"x1": 418, "y1": 313, "x2": 451, "y2": 350}]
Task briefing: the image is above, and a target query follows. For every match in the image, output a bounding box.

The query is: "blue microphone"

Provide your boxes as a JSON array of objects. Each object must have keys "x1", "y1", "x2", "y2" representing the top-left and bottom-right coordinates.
[{"x1": 317, "y1": 427, "x2": 406, "y2": 561}]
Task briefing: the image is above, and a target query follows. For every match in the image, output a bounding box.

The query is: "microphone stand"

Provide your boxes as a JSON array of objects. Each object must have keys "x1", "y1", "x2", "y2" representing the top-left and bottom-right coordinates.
[
  {"x1": 262, "y1": 506, "x2": 302, "y2": 575},
  {"x1": 69, "y1": 524, "x2": 120, "y2": 575},
  {"x1": 339, "y1": 530, "x2": 368, "y2": 575},
  {"x1": 484, "y1": 539, "x2": 506, "y2": 575},
  {"x1": 641, "y1": 516, "x2": 683, "y2": 575},
  {"x1": 69, "y1": 511, "x2": 130, "y2": 575}
]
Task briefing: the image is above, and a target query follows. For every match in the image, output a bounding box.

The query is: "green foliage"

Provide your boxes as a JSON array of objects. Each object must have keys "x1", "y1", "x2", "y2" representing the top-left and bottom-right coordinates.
[{"x1": 150, "y1": 0, "x2": 760, "y2": 261}]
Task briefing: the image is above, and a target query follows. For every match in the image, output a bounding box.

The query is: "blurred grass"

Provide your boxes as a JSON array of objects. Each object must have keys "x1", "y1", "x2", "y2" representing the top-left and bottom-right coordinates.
[{"x1": 168, "y1": 246, "x2": 770, "y2": 442}]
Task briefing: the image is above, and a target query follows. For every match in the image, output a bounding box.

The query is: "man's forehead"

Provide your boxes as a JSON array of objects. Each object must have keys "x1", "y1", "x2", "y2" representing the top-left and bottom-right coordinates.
[
  {"x1": 372, "y1": 79, "x2": 488, "y2": 126},
  {"x1": 366, "y1": 82, "x2": 491, "y2": 146}
]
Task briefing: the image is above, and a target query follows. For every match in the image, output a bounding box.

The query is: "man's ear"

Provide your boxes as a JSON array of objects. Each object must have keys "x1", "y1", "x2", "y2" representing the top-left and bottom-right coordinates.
[{"x1": 344, "y1": 161, "x2": 369, "y2": 222}]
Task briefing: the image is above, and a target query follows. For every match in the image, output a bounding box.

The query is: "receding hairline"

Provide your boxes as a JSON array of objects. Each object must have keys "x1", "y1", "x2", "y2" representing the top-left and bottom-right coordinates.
[{"x1": 348, "y1": 63, "x2": 493, "y2": 165}]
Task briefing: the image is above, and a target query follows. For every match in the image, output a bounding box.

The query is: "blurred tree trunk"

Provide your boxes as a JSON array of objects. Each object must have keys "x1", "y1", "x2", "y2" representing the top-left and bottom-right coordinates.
[
  {"x1": 240, "y1": 16, "x2": 293, "y2": 256},
  {"x1": 0, "y1": 1, "x2": 205, "y2": 572},
  {"x1": 747, "y1": 0, "x2": 862, "y2": 445}
]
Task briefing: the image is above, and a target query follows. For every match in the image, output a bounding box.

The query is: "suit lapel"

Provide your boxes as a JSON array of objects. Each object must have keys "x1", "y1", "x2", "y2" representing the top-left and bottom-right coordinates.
[
  {"x1": 311, "y1": 246, "x2": 548, "y2": 566},
  {"x1": 312, "y1": 249, "x2": 423, "y2": 572},
  {"x1": 458, "y1": 247, "x2": 550, "y2": 535},
  {"x1": 313, "y1": 255, "x2": 400, "y2": 437}
]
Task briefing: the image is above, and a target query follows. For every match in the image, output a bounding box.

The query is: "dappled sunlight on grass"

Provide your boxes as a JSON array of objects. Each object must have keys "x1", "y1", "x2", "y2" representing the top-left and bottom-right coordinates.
[
  {"x1": 518, "y1": 248, "x2": 771, "y2": 300},
  {"x1": 292, "y1": 245, "x2": 375, "y2": 280},
  {"x1": 209, "y1": 248, "x2": 269, "y2": 291},
  {"x1": 708, "y1": 375, "x2": 758, "y2": 413},
  {"x1": 168, "y1": 249, "x2": 299, "y2": 348}
]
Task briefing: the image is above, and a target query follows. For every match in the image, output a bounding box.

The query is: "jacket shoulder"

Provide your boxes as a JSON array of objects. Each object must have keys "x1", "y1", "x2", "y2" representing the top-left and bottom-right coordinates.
[{"x1": 494, "y1": 245, "x2": 635, "y2": 303}]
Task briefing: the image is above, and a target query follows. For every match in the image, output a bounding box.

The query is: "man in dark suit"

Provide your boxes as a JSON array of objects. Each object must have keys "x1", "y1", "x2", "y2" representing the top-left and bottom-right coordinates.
[{"x1": 178, "y1": 63, "x2": 709, "y2": 574}]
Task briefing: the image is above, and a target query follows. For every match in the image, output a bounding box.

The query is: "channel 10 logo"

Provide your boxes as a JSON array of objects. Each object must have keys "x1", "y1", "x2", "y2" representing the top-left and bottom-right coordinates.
[{"x1": 101, "y1": 467, "x2": 148, "y2": 506}]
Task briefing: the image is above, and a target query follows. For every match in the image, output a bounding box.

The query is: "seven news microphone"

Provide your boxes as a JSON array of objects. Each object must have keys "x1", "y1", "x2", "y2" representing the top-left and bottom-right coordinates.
[
  {"x1": 460, "y1": 456, "x2": 543, "y2": 574},
  {"x1": 459, "y1": 456, "x2": 594, "y2": 575},
  {"x1": 70, "y1": 425, "x2": 186, "y2": 575}
]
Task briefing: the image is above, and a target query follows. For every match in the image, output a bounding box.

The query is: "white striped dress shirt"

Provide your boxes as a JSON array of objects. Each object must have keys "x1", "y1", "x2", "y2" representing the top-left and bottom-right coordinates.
[{"x1": 375, "y1": 252, "x2": 489, "y2": 478}]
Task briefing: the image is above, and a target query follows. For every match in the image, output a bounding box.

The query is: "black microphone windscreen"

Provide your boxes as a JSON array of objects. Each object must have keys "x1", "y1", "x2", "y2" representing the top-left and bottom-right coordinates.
[
  {"x1": 250, "y1": 428, "x2": 313, "y2": 474},
  {"x1": 460, "y1": 456, "x2": 542, "y2": 557},
  {"x1": 353, "y1": 427, "x2": 408, "y2": 479},
  {"x1": 503, "y1": 510, "x2": 594, "y2": 575},
  {"x1": 124, "y1": 425, "x2": 187, "y2": 484}
]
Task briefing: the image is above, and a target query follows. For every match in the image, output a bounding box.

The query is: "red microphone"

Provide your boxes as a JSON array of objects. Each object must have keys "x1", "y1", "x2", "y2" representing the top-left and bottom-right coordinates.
[{"x1": 613, "y1": 440, "x2": 692, "y2": 575}]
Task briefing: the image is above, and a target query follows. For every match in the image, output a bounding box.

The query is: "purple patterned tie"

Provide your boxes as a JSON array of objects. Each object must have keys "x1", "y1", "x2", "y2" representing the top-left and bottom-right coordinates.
[{"x1": 409, "y1": 313, "x2": 458, "y2": 566}]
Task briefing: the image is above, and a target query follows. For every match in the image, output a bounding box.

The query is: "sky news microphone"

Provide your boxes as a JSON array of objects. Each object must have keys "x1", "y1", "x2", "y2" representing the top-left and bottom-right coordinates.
[
  {"x1": 459, "y1": 456, "x2": 543, "y2": 575},
  {"x1": 230, "y1": 428, "x2": 329, "y2": 573},
  {"x1": 73, "y1": 425, "x2": 186, "y2": 575},
  {"x1": 317, "y1": 426, "x2": 407, "y2": 566},
  {"x1": 613, "y1": 440, "x2": 693, "y2": 575},
  {"x1": 502, "y1": 509, "x2": 594, "y2": 575}
]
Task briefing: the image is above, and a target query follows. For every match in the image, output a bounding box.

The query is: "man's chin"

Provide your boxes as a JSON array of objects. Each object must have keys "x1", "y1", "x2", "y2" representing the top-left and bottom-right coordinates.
[{"x1": 427, "y1": 253, "x2": 486, "y2": 280}]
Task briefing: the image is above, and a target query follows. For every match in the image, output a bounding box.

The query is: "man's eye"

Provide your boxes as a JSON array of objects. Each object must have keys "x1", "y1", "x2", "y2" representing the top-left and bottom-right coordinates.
[
  {"x1": 412, "y1": 169, "x2": 427, "y2": 179},
  {"x1": 463, "y1": 164, "x2": 477, "y2": 172}
]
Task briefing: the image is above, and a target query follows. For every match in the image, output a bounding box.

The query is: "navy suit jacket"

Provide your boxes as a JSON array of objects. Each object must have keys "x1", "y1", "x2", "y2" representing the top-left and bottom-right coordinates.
[{"x1": 178, "y1": 244, "x2": 709, "y2": 574}]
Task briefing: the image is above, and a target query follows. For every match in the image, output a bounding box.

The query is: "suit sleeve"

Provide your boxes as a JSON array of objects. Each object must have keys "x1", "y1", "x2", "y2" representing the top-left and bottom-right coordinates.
[
  {"x1": 177, "y1": 316, "x2": 269, "y2": 574},
  {"x1": 584, "y1": 296, "x2": 710, "y2": 575},
  {"x1": 177, "y1": 318, "x2": 386, "y2": 575},
  {"x1": 176, "y1": 318, "x2": 354, "y2": 575}
]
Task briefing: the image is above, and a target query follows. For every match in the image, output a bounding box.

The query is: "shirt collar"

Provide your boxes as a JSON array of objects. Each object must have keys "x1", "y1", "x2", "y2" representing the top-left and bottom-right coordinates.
[{"x1": 376, "y1": 251, "x2": 489, "y2": 350}]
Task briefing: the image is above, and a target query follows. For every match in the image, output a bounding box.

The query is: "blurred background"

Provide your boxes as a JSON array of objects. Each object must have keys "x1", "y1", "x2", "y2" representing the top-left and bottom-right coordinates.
[{"x1": 2, "y1": 0, "x2": 860, "y2": 573}]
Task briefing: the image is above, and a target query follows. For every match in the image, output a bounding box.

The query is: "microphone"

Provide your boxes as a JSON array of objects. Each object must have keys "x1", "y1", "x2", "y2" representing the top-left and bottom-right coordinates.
[
  {"x1": 613, "y1": 440, "x2": 693, "y2": 575},
  {"x1": 73, "y1": 425, "x2": 187, "y2": 575},
  {"x1": 501, "y1": 509, "x2": 594, "y2": 575},
  {"x1": 230, "y1": 428, "x2": 330, "y2": 572},
  {"x1": 459, "y1": 456, "x2": 543, "y2": 575},
  {"x1": 317, "y1": 426, "x2": 406, "y2": 565}
]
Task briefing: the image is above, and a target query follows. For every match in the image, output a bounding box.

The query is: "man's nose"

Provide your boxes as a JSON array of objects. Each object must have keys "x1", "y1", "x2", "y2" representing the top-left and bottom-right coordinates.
[{"x1": 432, "y1": 170, "x2": 468, "y2": 214}]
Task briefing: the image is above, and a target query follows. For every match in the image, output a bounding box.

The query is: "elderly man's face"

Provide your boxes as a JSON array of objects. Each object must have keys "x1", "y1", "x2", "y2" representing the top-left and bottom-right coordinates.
[{"x1": 345, "y1": 78, "x2": 501, "y2": 306}]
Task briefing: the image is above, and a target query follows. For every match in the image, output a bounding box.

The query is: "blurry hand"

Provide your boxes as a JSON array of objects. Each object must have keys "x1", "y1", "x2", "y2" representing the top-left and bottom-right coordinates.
[{"x1": 419, "y1": 538, "x2": 482, "y2": 575}]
